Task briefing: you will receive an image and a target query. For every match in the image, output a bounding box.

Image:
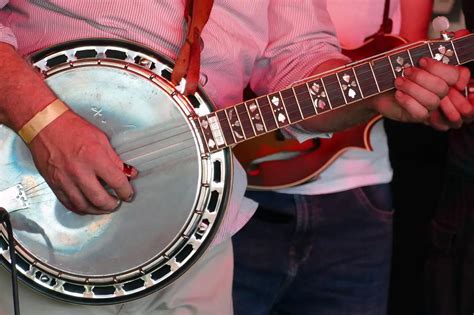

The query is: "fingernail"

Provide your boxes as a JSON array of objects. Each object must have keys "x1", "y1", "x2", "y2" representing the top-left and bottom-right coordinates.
[
  {"x1": 114, "y1": 198, "x2": 122, "y2": 210},
  {"x1": 126, "y1": 191, "x2": 135, "y2": 202}
]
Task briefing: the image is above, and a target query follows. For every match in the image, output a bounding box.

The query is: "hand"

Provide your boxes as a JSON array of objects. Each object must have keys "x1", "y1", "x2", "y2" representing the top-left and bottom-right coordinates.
[
  {"x1": 428, "y1": 74, "x2": 474, "y2": 131},
  {"x1": 374, "y1": 58, "x2": 465, "y2": 123},
  {"x1": 28, "y1": 110, "x2": 138, "y2": 215}
]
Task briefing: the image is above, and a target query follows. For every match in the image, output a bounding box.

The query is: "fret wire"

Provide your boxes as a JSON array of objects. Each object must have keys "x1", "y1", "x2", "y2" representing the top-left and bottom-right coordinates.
[
  {"x1": 387, "y1": 56, "x2": 397, "y2": 78},
  {"x1": 407, "y1": 50, "x2": 414, "y2": 67},
  {"x1": 225, "y1": 107, "x2": 246, "y2": 142},
  {"x1": 256, "y1": 97, "x2": 278, "y2": 131},
  {"x1": 242, "y1": 103, "x2": 257, "y2": 135},
  {"x1": 451, "y1": 40, "x2": 461, "y2": 65},
  {"x1": 266, "y1": 95, "x2": 280, "y2": 126},
  {"x1": 368, "y1": 62, "x2": 381, "y2": 92},
  {"x1": 281, "y1": 89, "x2": 304, "y2": 123},
  {"x1": 294, "y1": 84, "x2": 317, "y2": 117},
  {"x1": 219, "y1": 109, "x2": 237, "y2": 144},
  {"x1": 305, "y1": 82, "x2": 320, "y2": 114},
  {"x1": 427, "y1": 43, "x2": 435, "y2": 58},
  {"x1": 319, "y1": 77, "x2": 333, "y2": 109},
  {"x1": 291, "y1": 86, "x2": 305, "y2": 119},
  {"x1": 352, "y1": 69, "x2": 364, "y2": 98},
  {"x1": 278, "y1": 91, "x2": 292, "y2": 124},
  {"x1": 233, "y1": 106, "x2": 246, "y2": 139},
  {"x1": 248, "y1": 99, "x2": 268, "y2": 132},
  {"x1": 335, "y1": 72, "x2": 348, "y2": 105},
  {"x1": 197, "y1": 118, "x2": 211, "y2": 153}
]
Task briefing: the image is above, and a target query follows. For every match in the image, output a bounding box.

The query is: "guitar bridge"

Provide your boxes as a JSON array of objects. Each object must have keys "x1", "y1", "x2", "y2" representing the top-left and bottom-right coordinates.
[{"x1": 0, "y1": 184, "x2": 29, "y2": 213}]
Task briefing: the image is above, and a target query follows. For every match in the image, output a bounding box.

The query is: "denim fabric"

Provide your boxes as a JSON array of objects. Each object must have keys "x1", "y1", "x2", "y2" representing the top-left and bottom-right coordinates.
[{"x1": 232, "y1": 184, "x2": 393, "y2": 315}]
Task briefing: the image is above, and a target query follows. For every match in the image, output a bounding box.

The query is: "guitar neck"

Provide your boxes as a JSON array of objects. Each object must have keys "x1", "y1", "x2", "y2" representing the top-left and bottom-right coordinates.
[{"x1": 196, "y1": 33, "x2": 474, "y2": 153}]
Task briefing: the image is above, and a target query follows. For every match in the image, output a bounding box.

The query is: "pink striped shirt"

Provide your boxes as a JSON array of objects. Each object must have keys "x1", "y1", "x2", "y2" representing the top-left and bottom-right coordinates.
[{"x1": 0, "y1": 0, "x2": 345, "y2": 245}]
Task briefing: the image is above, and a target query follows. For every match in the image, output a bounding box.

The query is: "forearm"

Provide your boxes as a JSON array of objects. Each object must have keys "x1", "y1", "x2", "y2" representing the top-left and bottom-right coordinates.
[{"x1": 0, "y1": 43, "x2": 56, "y2": 130}]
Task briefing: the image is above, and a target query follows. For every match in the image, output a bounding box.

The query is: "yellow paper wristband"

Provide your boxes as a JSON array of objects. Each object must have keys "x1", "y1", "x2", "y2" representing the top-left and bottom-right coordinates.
[{"x1": 18, "y1": 99, "x2": 69, "y2": 144}]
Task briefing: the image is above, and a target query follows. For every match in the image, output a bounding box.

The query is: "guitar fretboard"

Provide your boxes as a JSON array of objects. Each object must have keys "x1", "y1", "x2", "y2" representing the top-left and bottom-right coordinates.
[{"x1": 196, "y1": 34, "x2": 474, "y2": 153}]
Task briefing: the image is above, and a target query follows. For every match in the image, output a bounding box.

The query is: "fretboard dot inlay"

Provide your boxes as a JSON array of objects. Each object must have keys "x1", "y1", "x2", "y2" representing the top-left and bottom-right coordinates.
[
  {"x1": 434, "y1": 45, "x2": 454, "y2": 64},
  {"x1": 271, "y1": 96, "x2": 280, "y2": 106}
]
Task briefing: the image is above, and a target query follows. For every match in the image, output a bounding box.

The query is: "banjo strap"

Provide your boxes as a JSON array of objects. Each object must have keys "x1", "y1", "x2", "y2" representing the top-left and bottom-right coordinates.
[{"x1": 172, "y1": 0, "x2": 214, "y2": 95}]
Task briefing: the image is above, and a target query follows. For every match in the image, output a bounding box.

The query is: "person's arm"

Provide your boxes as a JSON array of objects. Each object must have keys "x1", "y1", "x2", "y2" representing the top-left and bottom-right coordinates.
[
  {"x1": 399, "y1": 0, "x2": 433, "y2": 42},
  {"x1": 0, "y1": 43, "x2": 136, "y2": 214}
]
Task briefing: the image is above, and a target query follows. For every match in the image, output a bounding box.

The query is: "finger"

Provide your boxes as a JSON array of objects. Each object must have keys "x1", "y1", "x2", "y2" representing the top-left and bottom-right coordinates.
[
  {"x1": 395, "y1": 75, "x2": 440, "y2": 114},
  {"x1": 75, "y1": 170, "x2": 123, "y2": 211},
  {"x1": 95, "y1": 159, "x2": 135, "y2": 202},
  {"x1": 418, "y1": 57, "x2": 460, "y2": 87},
  {"x1": 53, "y1": 188, "x2": 79, "y2": 213},
  {"x1": 453, "y1": 66, "x2": 471, "y2": 91},
  {"x1": 448, "y1": 87, "x2": 474, "y2": 120},
  {"x1": 428, "y1": 110, "x2": 451, "y2": 131},
  {"x1": 394, "y1": 90, "x2": 430, "y2": 122},
  {"x1": 402, "y1": 66, "x2": 449, "y2": 99},
  {"x1": 438, "y1": 96, "x2": 462, "y2": 128},
  {"x1": 59, "y1": 178, "x2": 105, "y2": 215}
]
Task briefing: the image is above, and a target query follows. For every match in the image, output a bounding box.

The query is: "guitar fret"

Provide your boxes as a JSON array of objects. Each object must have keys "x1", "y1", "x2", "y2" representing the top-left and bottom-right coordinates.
[
  {"x1": 306, "y1": 79, "x2": 331, "y2": 114},
  {"x1": 268, "y1": 92, "x2": 290, "y2": 128},
  {"x1": 336, "y1": 69, "x2": 363, "y2": 103},
  {"x1": 451, "y1": 40, "x2": 461, "y2": 65},
  {"x1": 453, "y1": 35, "x2": 474, "y2": 64},
  {"x1": 427, "y1": 42, "x2": 435, "y2": 58},
  {"x1": 372, "y1": 57, "x2": 394, "y2": 91},
  {"x1": 256, "y1": 96, "x2": 278, "y2": 131},
  {"x1": 281, "y1": 88, "x2": 303, "y2": 123},
  {"x1": 245, "y1": 100, "x2": 266, "y2": 135},
  {"x1": 292, "y1": 86, "x2": 305, "y2": 118},
  {"x1": 389, "y1": 51, "x2": 413, "y2": 78},
  {"x1": 369, "y1": 62, "x2": 381, "y2": 92},
  {"x1": 387, "y1": 56, "x2": 397, "y2": 78},
  {"x1": 352, "y1": 69, "x2": 364, "y2": 98},
  {"x1": 225, "y1": 106, "x2": 246, "y2": 142},
  {"x1": 322, "y1": 74, "x2": 345, "y2": 108},
  {"x1": 408, "y1": 44, "x2": 431, "y2": 66},
  {"x1": 354, "y1": 63, "x2": 379, "y2": 97},
  {"x1": 335, "y1": 73, "x2": 348, "y2": 104},
  {"x1": 236, "y1": 103, "x2": 256, "y2": 139},
  {"x1": 293, "y1": 83, "x2": 316, "y2": 118},
  {"x1": 216, "y1": 110, "x2": 236, "y2": 145}
]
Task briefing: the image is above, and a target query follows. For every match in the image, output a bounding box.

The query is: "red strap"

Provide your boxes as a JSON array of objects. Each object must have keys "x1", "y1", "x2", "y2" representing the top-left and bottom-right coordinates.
[{"x1": 172, "y1": 0, "x2": 214, "y2": 95}]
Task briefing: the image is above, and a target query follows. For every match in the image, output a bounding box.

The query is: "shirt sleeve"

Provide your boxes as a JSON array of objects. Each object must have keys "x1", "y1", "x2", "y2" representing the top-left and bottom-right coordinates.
[
  {"x1": 249, "y1": 0, "x2": 350, "y2": 95},
  {"x1": 0, "y1": 0, "x2": 18, "y2": 48}
]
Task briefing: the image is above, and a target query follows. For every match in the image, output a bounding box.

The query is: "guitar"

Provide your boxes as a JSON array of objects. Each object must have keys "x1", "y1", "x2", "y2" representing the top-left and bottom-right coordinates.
[
  {"x1": 233, "y1": 34, "x2": 408, "y2": 190},
  {"x1": 0, "y1": 34, "x2": 473, "y2": 304}
]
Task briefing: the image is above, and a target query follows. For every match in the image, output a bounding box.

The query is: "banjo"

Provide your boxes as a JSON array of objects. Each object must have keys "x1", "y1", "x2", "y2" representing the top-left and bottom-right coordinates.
[{"x1": 1, "y1": 34, "x2": 474, "y2": 304}]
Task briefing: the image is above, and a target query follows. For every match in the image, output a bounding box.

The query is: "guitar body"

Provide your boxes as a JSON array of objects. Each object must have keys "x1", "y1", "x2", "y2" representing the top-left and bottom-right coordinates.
[{"x1": 233, "y1": 34, "x2": 408, "y2": 190}]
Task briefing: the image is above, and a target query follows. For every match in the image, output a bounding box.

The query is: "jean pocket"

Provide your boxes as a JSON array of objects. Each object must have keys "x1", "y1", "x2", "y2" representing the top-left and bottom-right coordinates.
[{"x1": 355, "y1": 184, "x2": 395, "y2": 221}]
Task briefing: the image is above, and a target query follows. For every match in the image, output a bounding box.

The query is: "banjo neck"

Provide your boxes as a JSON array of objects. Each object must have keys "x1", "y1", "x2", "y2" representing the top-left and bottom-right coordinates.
[{"x1": 196, "y1": 33, "x2": 474, "y2": 154}]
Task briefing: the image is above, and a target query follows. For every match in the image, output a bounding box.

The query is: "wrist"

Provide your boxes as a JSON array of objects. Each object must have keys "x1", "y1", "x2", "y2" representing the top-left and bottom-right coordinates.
[{"x1": 17, "y1": 99, "x2": 69, "y2": 144}]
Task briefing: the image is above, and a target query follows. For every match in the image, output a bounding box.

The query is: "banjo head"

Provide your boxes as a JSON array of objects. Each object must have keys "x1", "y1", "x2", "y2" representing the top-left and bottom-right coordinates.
[{"x1": 0, "y1": 40, "x2": 231, "y2": 304}]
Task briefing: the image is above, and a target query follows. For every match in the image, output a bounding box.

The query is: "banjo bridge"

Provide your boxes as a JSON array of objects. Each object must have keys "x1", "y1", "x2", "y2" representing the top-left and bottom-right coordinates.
[{"x1": 0, "y1": 184, "x2": 29, "y2": 213}]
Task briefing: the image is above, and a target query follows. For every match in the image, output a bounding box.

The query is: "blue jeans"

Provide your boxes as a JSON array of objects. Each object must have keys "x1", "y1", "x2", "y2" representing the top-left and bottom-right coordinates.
[{"x1": 232, "y1": 184, "x2": 393, "y2": 315}]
